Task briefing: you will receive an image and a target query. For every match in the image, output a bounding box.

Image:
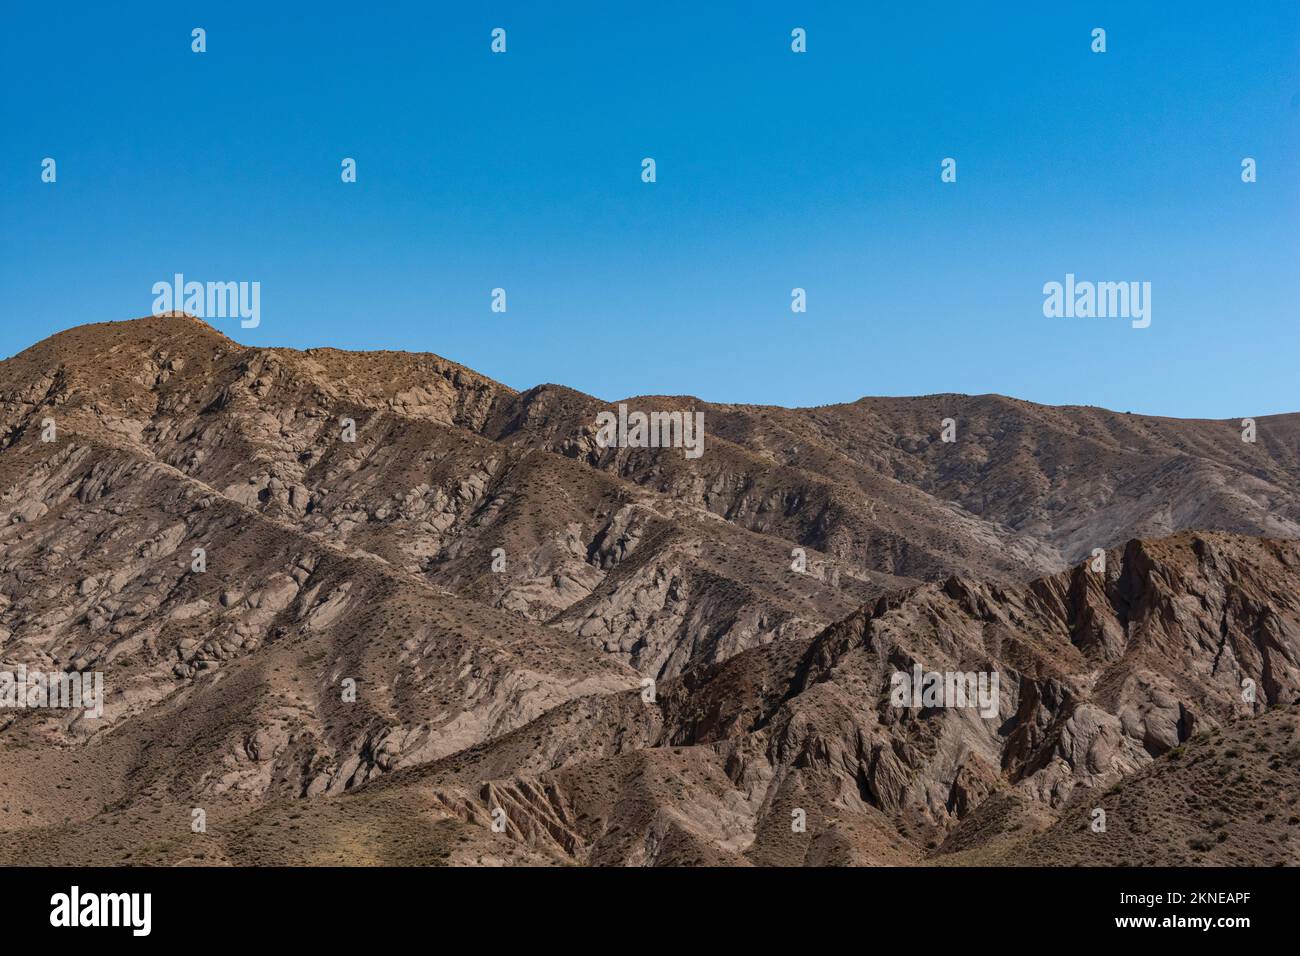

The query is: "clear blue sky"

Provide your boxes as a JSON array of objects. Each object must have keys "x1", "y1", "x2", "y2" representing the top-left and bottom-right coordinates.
[{"x1": 2, "y1": 2, "x2": 1296, "y2": 417}]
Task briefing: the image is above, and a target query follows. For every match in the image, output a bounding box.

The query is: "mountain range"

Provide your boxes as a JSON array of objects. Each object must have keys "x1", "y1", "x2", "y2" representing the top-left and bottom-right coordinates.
[{"x1": 1, "y1": 314, "x2": 1297, "y2": 866}]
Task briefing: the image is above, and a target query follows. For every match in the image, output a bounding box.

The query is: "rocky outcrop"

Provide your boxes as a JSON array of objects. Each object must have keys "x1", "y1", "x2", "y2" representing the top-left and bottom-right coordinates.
[{"x1": 406, "y1": 532, "x2": 1300, "y2": 865}]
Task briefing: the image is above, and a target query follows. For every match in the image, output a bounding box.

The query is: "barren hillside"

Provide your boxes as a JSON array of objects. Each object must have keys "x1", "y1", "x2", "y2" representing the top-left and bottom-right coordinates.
[{"x1": 1, "y1": 315, "x2": 1297, "y2": 866}]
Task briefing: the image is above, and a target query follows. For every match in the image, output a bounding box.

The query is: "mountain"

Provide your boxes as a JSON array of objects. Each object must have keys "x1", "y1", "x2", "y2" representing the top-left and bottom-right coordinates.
[{"x1": 1, "y1": 314, "x2": 1297, "y2": 866}]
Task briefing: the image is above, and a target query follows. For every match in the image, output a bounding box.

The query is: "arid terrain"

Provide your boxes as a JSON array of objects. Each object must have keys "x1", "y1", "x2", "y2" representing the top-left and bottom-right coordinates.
[{"x1": 1, "y1": 314, "x2": 1298, "y2": 866}]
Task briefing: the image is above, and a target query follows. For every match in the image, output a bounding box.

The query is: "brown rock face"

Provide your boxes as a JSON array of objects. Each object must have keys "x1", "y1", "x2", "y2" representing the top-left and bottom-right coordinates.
[{"x1": 1, "y1": 314, "x2": 1297, "y2": 866}]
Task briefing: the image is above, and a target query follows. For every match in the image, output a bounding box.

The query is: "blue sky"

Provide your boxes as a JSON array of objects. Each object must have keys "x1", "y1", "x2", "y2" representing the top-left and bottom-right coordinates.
[{"x1": 2, "y1": 1, "x2": 1296, "y2": 417}]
